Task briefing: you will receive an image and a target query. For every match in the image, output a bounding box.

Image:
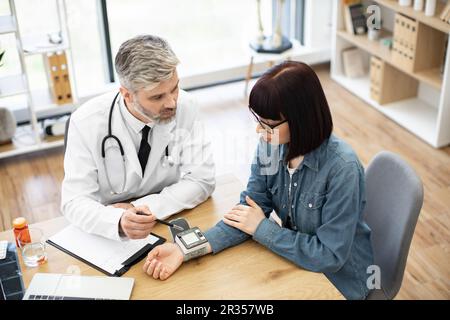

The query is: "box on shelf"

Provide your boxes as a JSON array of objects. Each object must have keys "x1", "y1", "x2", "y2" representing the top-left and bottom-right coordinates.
[
  {"x1": 342, "y1": 47, "x2": 367, "y2": 78},
  {"x1": 344, "y1": 2, "x2": 368, "y2": 35},
  {"x1": 370, "y1": 56, "x2": 418, "y2": 105},
  {"x1": 392, "y1": 12, "x2": 446, "y2": 72}
]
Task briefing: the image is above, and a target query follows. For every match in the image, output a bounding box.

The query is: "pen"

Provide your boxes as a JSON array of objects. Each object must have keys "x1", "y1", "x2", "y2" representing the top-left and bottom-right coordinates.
[{"x1": 136, "y1": 211, "x2": 184, "y2": 231}]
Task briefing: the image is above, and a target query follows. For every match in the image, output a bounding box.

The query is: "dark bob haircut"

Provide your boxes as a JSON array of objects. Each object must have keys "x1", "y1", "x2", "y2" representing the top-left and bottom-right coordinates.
[{"x1": 249, "y1": 61, "x2": 333, "y2": 161}]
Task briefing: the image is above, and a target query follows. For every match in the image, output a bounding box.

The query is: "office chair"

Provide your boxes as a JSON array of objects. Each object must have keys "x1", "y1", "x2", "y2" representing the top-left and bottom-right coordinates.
[
  {"x1": 364, "y1": 151, "x2": 424, "y2": 300},
  {"x1": 63, "y1": 116, "x2": 70, "y2": 154}
]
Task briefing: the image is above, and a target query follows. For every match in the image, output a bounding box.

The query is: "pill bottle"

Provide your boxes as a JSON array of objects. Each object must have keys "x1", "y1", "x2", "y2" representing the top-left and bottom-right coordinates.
[{"x1": 13, "y1": 217, "x2": 31, "y2": 247}]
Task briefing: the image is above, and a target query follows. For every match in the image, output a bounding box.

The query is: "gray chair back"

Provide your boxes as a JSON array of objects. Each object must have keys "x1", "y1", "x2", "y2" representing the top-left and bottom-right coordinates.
[{"x1": 364, "y1": 151, "x2": 423, "y2": 300}]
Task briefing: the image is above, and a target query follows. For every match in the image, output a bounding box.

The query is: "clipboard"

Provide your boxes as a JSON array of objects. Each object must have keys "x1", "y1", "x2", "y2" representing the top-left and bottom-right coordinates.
[{"x1": 46, "y1": 226, "x2": 166, "y2": 277}]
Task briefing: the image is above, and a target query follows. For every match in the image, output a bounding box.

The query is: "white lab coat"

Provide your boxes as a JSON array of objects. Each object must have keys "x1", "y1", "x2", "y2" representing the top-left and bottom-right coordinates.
[{"x1": 61, "y1": 90, "x2": 215, "y2": 241}]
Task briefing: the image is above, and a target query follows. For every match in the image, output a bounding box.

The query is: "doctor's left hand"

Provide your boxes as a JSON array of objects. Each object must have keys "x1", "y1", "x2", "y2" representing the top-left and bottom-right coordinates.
[
  {"x1": 223, "y1": 196, "x2": 266, "y2": 235},
  {"x1": 112, "y1": 202, "x2": 134, "y2": 210}
]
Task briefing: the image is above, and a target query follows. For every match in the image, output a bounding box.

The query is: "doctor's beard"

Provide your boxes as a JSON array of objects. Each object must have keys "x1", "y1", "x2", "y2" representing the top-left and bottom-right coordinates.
[{"x1": 132, "y1": 99, "x2": 177, "y2": 125}]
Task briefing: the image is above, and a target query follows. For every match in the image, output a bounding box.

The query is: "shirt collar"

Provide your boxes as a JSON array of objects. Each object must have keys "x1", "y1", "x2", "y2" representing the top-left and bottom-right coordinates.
[
  {"x1": 118, "y1": 95, "x2": 153, "y2": 133},
  {"x1": 280, "y1": 141, "x2": 323, "y2": 173},
  {"x1": 302, "y1": 150, "x2": 319, "y2": 172}
]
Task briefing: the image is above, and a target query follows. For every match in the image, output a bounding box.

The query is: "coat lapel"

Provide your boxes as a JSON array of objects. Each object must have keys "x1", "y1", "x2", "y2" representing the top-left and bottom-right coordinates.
[{"x1": 110, "y1": 99, "x2": 142, "y2": 178}]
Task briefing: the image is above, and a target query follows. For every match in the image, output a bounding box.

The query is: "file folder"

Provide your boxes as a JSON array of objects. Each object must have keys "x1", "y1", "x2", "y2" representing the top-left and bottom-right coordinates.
[
  {"x1": 47, "y1": 52, "x2": 73, "y2": 105},
  {"x1": 57, "y1": 52, "x2": 73, "y2": 104},
  {"x1": 47, "y1": 53, "x2": 65, "y2": 105},
  {"x1": 47, "y1": 225, "x2": 165, "y2": 277}
]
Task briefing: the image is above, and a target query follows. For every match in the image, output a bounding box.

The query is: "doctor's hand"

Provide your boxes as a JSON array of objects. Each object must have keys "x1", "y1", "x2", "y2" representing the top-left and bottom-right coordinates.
[
  {"x1": 119, "y1": 206, "x2": 157, "y2": 239},
  {"x1": 143, "y1": 243, "x2": 184, "y2": 280},
  {"x1": 223, "y1": 196, "x2": 266, "y2": 236},
  {"x1": 112, "y1": 202, "x2": 134, "y2": 210}
]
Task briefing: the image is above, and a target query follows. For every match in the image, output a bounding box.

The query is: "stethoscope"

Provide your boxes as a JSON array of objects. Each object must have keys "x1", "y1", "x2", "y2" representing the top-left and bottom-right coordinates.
[{"x1": 101, "y1": 92, "x2": 175, "y2": 195}]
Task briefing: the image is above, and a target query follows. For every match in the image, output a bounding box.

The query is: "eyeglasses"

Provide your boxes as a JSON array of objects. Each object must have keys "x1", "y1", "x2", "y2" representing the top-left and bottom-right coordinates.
[{"x1": 249, "y1": 107, "x2": 287, "y2": 134}]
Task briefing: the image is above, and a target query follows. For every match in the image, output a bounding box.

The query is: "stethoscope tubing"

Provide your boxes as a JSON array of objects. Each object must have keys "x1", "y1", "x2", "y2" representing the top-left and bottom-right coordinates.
[{"x1": 102, "y1": 92, "x2": 174, "y2": 194}]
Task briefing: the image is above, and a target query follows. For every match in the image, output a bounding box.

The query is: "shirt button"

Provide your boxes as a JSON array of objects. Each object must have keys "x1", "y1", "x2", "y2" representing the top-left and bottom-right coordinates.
[
  {"x1": 291, "y1": 205, "x2": 295, "y2": 209},
  {"x1": 308, "y1": 203, "x2": 313, "y2": 208},
  {"x1": 293, "y1": 183, "x2": 297, "y2": 187}
]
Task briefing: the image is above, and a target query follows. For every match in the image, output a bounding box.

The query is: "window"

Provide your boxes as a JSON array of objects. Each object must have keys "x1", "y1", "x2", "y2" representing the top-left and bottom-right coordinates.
[
  {"x1": 1, "y1": 0, "x2": 305, "y2": 105},
  {"x1": 64, "y1": 0, "x2": 107, "y2": 96},
  {"x1": 106, "y1": 0, "x2": 273, "y2": 79}
]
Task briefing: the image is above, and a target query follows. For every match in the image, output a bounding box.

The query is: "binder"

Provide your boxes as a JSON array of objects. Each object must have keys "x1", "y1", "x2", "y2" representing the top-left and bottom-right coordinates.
[
  {"x1": 47, "y1": 53, "x2": 65, "y2": 105},
  {"x1": 47, "y1": 52, "x2": 73, "y2": 105},
  {"x1": 47, "y1": 225, "x2": 166, "y2": 277},
  {"x1": 344, "y1": 3, "x2": 367, "y2": 35},
  {"x1": 57, "y1": 52, "x2": 73, "y2": 104}
]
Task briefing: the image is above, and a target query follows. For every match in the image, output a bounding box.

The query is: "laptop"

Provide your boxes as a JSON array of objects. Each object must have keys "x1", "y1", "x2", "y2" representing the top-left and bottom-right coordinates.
[{"x1": 23, "y1": 273, "x2": 134, "y2": 300}]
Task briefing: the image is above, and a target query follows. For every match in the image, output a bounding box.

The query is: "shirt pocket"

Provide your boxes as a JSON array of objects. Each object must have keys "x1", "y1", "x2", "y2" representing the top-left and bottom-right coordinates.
[{"x1": 298, "y1": 192, "x2": 326, "y2": 234}]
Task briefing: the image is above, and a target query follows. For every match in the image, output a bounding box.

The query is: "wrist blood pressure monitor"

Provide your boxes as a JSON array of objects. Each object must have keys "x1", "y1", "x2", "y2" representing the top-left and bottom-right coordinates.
[{"x1": 175, "y1": 227, "x2": 209, "y2": 261}]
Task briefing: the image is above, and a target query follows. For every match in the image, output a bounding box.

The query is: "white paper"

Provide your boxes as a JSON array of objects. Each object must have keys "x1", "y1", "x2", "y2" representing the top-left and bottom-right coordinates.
[{"x1": 48, "y1": 225, "x2": 159, "y2": 275}]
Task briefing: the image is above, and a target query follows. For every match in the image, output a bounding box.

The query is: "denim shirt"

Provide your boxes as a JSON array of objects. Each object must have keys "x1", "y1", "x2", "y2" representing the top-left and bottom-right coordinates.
[{"x1": 204, "y1": 134, "x2": 374, "y2": 300}]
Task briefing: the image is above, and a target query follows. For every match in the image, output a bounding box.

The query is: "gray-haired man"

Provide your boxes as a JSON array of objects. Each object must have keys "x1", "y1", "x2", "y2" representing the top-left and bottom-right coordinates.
[{"x1": 61, "y1": 35, "x2": 215, "y2": 241}]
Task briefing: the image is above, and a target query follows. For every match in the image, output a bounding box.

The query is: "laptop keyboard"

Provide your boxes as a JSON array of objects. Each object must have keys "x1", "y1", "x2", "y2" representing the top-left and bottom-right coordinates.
[{"x1": 28, "y1": 294, "x2": 112, "y2": 300}]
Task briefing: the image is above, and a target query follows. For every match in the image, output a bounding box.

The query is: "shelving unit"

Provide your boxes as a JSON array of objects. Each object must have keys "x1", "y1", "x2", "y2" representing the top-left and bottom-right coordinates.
[
  {"x1": 331, "y1": 0, "x2": 450, "y2": 148},
  {"x1": 0, "y1": 0, "x2": 77, "y2": 159},
  {"x1": 376, "y1": 0, "x2": 450, "y2": 33},
  {"x1": 336, "y1": 29, "x2": 443, "y2": 89}
]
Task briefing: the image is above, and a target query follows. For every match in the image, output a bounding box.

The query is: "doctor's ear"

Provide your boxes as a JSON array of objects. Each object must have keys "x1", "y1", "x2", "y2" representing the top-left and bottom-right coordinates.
[{"x1": 119, "y1": 86, "x2": 134, "y2": 104}]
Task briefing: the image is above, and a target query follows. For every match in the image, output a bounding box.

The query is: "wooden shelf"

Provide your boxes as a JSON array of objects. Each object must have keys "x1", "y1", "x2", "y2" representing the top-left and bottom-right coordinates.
[
  {"x1": 31, "y1": 89, "x2": 76, "y2": 120},
  {"x1": 332, "y1": 74, "x2": 438, "y2": 146},
  {"x1": 337, "y1": 29, "x2": 393, "y2": 61},
  {"x1": 337, "y1": 30, "x2": 443, "y2": 90},
  {"x1": 22, "y1": 34, "x2": 69, "y2": 56},
  {"x1": 375, "y1": 0, "x2": 450, "y2": 34},
  {"x1": 0, "y1": 89, "x2": 76, "y2": 124},
  {"x1": 0, "y1": 127, "x2": 64, "y2": 160},
  {"x1": 0, "y1": 125, "x2": 37, "y2": 158},
  {"x1": 415, "y1": 68, "x2": 444, "y2": 89}
]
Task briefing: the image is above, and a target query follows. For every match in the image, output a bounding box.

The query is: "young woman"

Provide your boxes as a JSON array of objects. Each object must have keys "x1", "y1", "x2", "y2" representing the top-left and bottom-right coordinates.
[{"x1": 142, "y1": 61, "x2": 374, "y2": 300}]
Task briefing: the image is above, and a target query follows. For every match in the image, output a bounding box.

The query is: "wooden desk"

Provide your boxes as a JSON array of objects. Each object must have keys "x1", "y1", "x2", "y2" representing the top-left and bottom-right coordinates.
[{"x1": 0, "y1": 174, "x2": 343, "y2": 299}]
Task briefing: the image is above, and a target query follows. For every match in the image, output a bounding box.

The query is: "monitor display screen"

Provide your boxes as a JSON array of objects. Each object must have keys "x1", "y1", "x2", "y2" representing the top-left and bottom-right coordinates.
[{"x1": 181, "y1": 232, "x2": 199, "y2": 246}]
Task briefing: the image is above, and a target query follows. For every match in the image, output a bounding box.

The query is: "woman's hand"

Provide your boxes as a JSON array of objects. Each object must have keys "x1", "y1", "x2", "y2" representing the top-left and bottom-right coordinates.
[
  {"x1": 143, "y1": 243, "x2": 184, "y2": 280},
  {"x1": 223, "y1": 196, "x2": 266, "y2": 235}
]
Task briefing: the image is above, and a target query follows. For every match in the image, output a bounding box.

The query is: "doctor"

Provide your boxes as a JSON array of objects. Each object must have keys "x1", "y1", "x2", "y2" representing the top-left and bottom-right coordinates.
[{"x1": 61, "y1": 35, "x2": 215, "y2": 241}]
